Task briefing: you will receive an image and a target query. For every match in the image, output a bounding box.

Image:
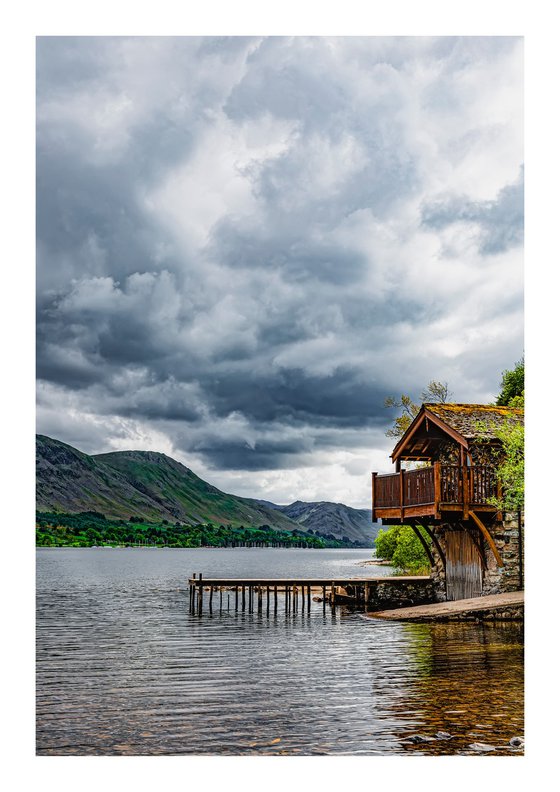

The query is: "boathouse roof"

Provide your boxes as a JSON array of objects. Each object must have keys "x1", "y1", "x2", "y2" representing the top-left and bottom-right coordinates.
[{"x1": 391, "y1": 403, "x2": 524, "y2": 462}]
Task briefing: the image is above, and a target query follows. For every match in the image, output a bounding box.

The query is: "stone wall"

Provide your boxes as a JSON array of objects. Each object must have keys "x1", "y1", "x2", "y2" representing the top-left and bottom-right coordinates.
[
  {"x1": 430, "y1": 512, "x2": 524, "y2": 600},
  {"x1": 358, "y1": 577, "x2": 436, "y2": 610},
  {"x1": 412, "y1": 604, "x2": 524, "y2": 623}
]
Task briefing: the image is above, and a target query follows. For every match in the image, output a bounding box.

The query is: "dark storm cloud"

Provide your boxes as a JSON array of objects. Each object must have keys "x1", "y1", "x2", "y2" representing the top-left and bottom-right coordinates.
[
  {"x1": 421, "y1": 167, "x2": 524, "y2": 255},
  {"x1": 36, "y1": 36, "x2": 524, "y2": 485}
]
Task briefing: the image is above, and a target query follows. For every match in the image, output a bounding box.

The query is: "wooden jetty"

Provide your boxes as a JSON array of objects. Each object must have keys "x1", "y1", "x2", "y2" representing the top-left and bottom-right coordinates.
[{"x1": 187, "y1": 574, "x2": 427, "y2": 616}]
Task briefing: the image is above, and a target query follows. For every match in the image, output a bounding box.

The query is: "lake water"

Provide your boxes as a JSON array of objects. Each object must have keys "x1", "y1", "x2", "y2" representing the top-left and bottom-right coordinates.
[{"x1": 36, "y1": 547, "x2": 524, "y2": 756}]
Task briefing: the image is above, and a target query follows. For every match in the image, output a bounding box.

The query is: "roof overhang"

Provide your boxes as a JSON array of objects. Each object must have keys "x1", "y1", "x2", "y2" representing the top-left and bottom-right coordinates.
[{"x1": 390, "y1": 405, "x2": 468, "y2": 463}]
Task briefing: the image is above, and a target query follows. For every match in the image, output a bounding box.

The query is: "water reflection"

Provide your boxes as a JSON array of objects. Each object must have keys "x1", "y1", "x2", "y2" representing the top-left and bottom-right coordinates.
[
  {"x1": 376, "y1": 621, "x2": 524, "y2": 755},
  {"x1": 36, "y1": 549, "x2": 523, "y2": 756}
]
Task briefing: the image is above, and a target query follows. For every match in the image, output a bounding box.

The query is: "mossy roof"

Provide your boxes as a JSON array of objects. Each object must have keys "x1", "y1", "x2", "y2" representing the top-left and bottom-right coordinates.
[
  {"x1": 390, "y1": 403, "x2": 524, "y2": 461},
  {"x1": 423, "y1": 403, "x2": 524, "y2": 440}
]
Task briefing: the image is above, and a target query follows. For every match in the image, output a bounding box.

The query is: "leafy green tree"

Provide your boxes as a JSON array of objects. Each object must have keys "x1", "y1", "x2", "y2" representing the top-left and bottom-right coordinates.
[
  {"x1": 489, "y1": 419, "x2": 524, "y2": 513},
  {"x1": 375, "y1": 524, "x2": 431, "y2": 574},
  {"x1": 384, "y1": 381, "x2": 452, "y2": 438},
  {"x1": 496, "y1": 358, "x2": 524, "y2": 406},
  {"x1": 375, "y1": 525, "x2": 401, "y2": 560}
]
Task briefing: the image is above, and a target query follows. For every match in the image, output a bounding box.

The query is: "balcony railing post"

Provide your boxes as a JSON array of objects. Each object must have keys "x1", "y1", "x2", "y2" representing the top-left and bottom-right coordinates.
[
  {"x1": 462, "y1": 464, "x2": 469, "y2": 518},
  {"x1": 372, "y1": 472, "x2": 378, "y2": 520},
  {"x1": 433, "y1": 461, "x2": 441, "y2": 519},
  {"x1": 399, "y1": 469, "x2": 405, "y2": 521}
]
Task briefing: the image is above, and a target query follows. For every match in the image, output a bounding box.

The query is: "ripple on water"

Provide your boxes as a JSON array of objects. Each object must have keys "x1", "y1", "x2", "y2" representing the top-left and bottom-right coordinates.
[{"x1": 36, "y1": 548, "x2": 524, "y2": 755}]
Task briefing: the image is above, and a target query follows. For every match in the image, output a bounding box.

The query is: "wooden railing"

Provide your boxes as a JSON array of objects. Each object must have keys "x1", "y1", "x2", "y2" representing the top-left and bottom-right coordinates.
[
  {"x1": 403, "y1": 467, "x2": 435, "y2": 506},
  {"x1": 373, "y1": 464, "x2": 497, "y2": 514}
]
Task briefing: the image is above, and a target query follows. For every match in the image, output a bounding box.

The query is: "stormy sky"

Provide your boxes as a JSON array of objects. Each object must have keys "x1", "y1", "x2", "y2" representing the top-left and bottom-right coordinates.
[{"x1": 36, "y1": 36, "x2": 524, "y2": 508}]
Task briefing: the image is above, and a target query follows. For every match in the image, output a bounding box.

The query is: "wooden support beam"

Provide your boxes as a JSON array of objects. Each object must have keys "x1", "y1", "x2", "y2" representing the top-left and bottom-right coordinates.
[
  {"x1": 423, "y1": 525, "x2": 446, "y2": 570},
  {"x1": 468, "y1": 510, "x2": 504, "y2": 568},
  {"x1": 411, "y1": 525, "x2": 435, "y2": 567}
]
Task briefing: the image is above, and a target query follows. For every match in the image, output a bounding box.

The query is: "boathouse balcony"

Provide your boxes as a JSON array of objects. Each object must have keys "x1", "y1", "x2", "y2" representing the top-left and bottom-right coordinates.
[{"x1": 372, "y1": 463, "x2": 500, "y2": 523}]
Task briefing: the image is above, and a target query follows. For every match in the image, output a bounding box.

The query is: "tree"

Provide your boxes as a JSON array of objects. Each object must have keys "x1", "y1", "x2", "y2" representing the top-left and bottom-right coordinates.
[
  {"x1": 374, "y1": 524, "x2": 431, "y2": 574},
  {"x1": 496, "y1": 358, "x2": 524, "y2": 406},
  {"x1": 384, "y1": 380, "x2": 452, "y2": 438},
  {"x1": 489, "y1": 357, "x2": 524, "y2": 512}
]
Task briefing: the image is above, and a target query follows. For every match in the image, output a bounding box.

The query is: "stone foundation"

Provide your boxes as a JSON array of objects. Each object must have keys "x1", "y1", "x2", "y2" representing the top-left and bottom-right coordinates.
[
  {"x1": 430, "y1": 512, "x2": 524, "y2": 601},
  {"x1": 349, "y1": 577, "x2": 436, "y2": 610}
]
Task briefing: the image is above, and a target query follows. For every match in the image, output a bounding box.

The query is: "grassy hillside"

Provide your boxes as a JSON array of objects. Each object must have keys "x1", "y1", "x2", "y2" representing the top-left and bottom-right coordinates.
[
  {"x1": 37, "y1": 435, "x2": 298, "y2": 532},
  {"x1": 36, "y1": 435, "x2": 376, "y2": 547}
]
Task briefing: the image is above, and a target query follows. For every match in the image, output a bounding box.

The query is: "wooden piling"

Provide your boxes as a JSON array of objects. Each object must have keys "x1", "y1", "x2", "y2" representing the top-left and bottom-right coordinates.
[
  {"x1": 242, "y1": 585, "x2": 246, "y2": 610},
  {"x1": 307, "y1": 585, "x2": 311, "y2": 611},
  {"x1": 235, "y1": 586, "x2": 239, "y2": 611},
  {"x1": 209, "y1": 585, "x2": 214, "y2": 611}
]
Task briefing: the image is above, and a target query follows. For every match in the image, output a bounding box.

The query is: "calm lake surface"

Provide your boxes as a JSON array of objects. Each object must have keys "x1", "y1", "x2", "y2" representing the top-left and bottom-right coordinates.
[{"x1": 36, "y1": 547, "x2": 524, "y2": 756}]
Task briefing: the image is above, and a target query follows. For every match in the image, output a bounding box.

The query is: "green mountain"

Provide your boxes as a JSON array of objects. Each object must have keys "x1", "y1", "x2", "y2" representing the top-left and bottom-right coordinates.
[{"x1": 36, "y1": 435, "x2": 298, "y2": 532}]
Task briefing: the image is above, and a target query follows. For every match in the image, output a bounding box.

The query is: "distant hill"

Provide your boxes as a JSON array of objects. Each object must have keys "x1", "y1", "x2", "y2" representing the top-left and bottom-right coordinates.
[
  {"x1": 253, "y1": 499, "x2": 378, "y2": 547},
  {"x1": 36, "y1": 435, "x2": 377, "y2": 546},
  {"x1": 36, "y1": 435, "x2": 296, "y2": 532}
]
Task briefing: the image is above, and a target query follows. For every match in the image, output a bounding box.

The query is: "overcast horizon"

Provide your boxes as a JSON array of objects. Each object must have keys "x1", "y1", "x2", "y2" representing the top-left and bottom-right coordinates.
[{"x1": 36, "y1": 36, "x2": 523, "y2": 508}]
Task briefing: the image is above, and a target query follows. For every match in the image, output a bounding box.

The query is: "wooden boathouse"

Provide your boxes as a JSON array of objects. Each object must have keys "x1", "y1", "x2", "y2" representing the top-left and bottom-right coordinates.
[{"x1": 372, "y1": 403, "x2": 524, "y2": 601}]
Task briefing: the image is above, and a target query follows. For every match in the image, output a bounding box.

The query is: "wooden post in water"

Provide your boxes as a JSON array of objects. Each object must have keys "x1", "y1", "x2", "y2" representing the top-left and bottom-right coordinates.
[
  {"x1": 266, "y1": 586, "x2": 270, "y2": 615},
  {"x1": 209, "y1": 585, "x2": 214, "y2": 612},
  {"x1": 307, "y1": 585, "x2": 311, "y2": 612},
  {"x1": 364, "y1": 582, "x2": 370, "y2": 611},
  {"x1": 198, "y1": 575, "x2": 203, "y2": 616},
  {"x1": 258, "y1": 586, "x2": 263, "y2": 613},
  {"x1": 242, "y1": 585, "x2": 246, "y2": 611},
  {"x1": 274, "y1": 585, "x2": 278, "y2": 613},
  {"x1": 220, "y1": 588, "x2": 223, "y2": 612},
  {"x1": 331, "y1": 581, "x2": 336, "y2": 614},
  {"x1": 322, "y1": 585, "x2": 326, "y2": 614},
  {"x1": 235, "y1": 586, "x2": 239, "y2": 611}
]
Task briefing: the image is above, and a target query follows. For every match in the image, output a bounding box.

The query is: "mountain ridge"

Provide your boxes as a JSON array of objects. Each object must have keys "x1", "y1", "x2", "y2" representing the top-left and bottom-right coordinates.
[{"x1": 36, "y1": 435, "x2": 376, "y2": 546}]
